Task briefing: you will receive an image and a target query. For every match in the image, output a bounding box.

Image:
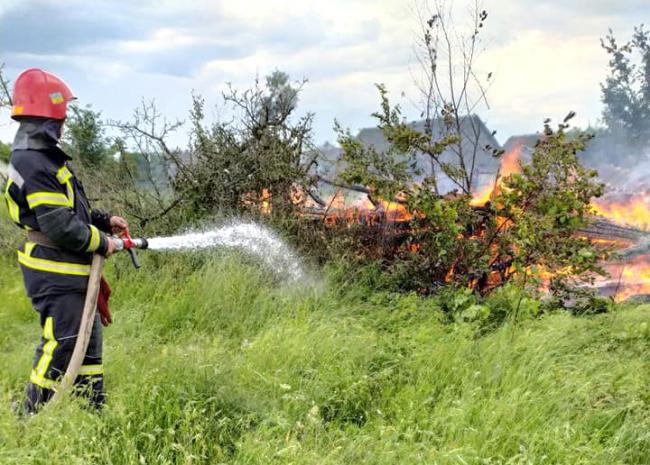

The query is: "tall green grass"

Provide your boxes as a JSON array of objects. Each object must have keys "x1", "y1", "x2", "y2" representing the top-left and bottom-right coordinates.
[{"x1": 0, "y1": 251, "x2": 648, "y2": 464}]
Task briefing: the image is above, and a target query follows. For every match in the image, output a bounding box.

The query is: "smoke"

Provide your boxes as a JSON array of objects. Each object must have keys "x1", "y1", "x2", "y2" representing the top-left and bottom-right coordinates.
[
  {"x1": 147, "y1": 221, "x2": 304, "y2": 282},
  {"x1": 581, "y1": 130, "x2": 650, "y2": 194}
]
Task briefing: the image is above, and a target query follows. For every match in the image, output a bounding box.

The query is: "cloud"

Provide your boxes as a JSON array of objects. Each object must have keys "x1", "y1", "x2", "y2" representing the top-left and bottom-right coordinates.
[
  {"x1": 0, "y1": 0, "x2": 645, "y2": 146},
  {"x1": 0, "y1": 0, "x2": 149, "y2": 55},
  {"x1": 537, "y1": 0, "x2": 648, "y2": 16},
  {"x1": 481, "y1": 30, "x2": 606, "y2": 139},
  {"x1": 0, "y1": 0, "x2": 388, "y2": 80}
]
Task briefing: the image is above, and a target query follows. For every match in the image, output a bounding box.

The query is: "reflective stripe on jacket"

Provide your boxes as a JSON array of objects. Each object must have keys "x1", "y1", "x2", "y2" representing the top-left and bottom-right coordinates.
[{"x1": 4, "y1": 145, "x2": 112, "y2": 297}]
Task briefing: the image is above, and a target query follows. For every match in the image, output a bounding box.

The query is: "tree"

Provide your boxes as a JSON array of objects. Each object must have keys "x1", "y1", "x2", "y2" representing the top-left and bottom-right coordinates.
[
  {"x1": 182, "y1": 70, "x2": 317, "y2": 219},
  {"x1": 63, "y1": 104, "x2": 111, "y2": 167},
  {"x1": 491, "y1": 119, "x2": 607, "y2": 298},
  {"x1": 601, "y1": 25, "x2": 650, "y2": 152},
  {"x1": 105, "y1": 100, "x2": 184, "y2": 233},
  {"x1": 0, "y1": 141, "x2": 10, "y2": 163},
  {"x1": 0, "y1": 63, "x2": 12, "y2": 110},
  {"x1": 334, "y1": 3, "x2": 608, "y2": 298},
  {"x1": 0, "y1": 63, "x2": 13, "y2": 165},
  {"x1": 410, "y1": 1, "x2": 498, "y2": 195},
  {"x1": 104, "y1": 71, "x2": 318, "y2": 233},
  {"x1": 338, "y1": 93, "x2": 607, "y2": 296},
  {"x1": 0, "y1": 64, "x2": 12, "y2": 186}
]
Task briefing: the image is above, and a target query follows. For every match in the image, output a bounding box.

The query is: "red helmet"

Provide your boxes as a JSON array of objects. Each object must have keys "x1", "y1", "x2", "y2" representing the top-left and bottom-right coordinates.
[{"x1": 11, "y1": 68, "x2": 76, "y2": 121}]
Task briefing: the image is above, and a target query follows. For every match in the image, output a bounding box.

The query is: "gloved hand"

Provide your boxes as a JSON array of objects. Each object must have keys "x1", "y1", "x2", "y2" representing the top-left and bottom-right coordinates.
[
  {"x1": 98, "y1": 276, "x2": 113, "y2": 326},
  {"x1": 110, "y1": 216, "x2": 129, "y2": 235}
]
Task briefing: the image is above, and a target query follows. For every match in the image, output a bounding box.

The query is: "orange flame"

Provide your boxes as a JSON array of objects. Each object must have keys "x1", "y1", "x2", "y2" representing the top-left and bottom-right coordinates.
[
  {"x1": 600, "y1": 254, "x2": 650, "y2": 301},
  {"x1": 500, "y1": 145, "x2": 524, "y2": 178},
  {"x1": 469, "y1": 184, "x2": 494, "y2": 207},
  {"x1": 591, "y1": 193, "x2": 650, "y2": 230},
  {"x1": 309, "y1": 140, "x2": 650, "y2": 300},
  {"x1": 315, "y1": 190, "x2": 415, "y2": 224},
  {"x1": 377, "y1": 199, "x2": 413, "y2": 222},
  {"x1": 261, "y1": 188, "x2": 271, "y2": 214},
  {"x1": 470, "y1": 144, "x2": 524, "y2": 206}
]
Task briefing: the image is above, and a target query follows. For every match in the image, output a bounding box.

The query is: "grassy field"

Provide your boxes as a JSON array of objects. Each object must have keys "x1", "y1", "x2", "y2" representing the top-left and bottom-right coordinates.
[{"x1": 0, "y1": 250, "x2": 649, "y2": 464}]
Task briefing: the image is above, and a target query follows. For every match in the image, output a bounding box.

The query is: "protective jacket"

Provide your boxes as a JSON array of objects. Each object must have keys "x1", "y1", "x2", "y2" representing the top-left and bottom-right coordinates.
[
  {"x1": 5, "y1": 118, "x2": 112, "y2": 297},
  {"x1": 4, "y1": 118, "x2": 111, "y2": 411}
]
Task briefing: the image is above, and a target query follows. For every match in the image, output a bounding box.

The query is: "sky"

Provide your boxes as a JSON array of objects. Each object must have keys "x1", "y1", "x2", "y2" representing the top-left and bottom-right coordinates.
[{"x1": 0, "y1": 0, "x2": 647, "y2": 148}]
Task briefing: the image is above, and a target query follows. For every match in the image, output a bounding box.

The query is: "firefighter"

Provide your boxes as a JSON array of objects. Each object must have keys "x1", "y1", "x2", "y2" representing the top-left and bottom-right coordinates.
[{"x1": 4, "y1": 68, "x2": 127, "y2": 413}]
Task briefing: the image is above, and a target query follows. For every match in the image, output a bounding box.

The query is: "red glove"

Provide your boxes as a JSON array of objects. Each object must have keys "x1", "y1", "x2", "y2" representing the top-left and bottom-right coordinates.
[{"x1": 97, "y1": 276, "x2": 113, "y2": 327}]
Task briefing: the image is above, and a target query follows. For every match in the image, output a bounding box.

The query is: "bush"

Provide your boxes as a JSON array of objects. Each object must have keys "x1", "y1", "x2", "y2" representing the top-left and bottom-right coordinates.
[{"x1": 336, "y1": 89, "x2": 608, "y2": 298}]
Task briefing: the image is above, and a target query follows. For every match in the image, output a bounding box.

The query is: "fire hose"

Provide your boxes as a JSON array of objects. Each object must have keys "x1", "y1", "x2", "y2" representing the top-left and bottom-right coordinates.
[{"x1": 51, "y1": 230, "x2": 148, "y2": 404}]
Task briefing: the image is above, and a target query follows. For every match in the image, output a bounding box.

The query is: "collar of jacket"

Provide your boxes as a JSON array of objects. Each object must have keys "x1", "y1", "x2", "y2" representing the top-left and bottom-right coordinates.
[{"x1": 13, "y1": 117, "x2": 71, "y2": 161}]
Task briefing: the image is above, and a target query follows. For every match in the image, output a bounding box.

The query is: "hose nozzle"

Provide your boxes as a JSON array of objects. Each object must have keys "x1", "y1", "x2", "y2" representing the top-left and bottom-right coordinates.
[
  {"x1": 114, "y1": 236, "x2": 148, "y2": 251},
  {"x1": 128, "y1": 237, "x2": 149, "y2": 250},
  {"x1": 114, "y1": 229, "x2": 148, "y2": 268}
]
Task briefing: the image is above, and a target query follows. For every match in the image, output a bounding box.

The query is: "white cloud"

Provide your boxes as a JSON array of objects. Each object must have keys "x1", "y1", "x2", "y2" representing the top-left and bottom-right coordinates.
[
  {"x1": 118, "y1": 28, "x2": 204, "y2": 54},
  {"x1": 480, "y1": 29, "x2": 608, "y2": 138},
  {"x1": 0, "y1": 0, "x2": 21, "y2": 15},
  {"x1": 0, "y1": 0, "x2": 644, "y2": 145}
]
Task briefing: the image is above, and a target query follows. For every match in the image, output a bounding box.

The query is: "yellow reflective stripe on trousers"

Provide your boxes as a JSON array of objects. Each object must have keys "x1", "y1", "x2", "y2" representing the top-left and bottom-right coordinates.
[
  {"x1": 30, "y1": 372, "x2": 59, "y2": 390},
  {"x1": 4, "y1": 180, "x2": 21, "y2": 224},
  {"x1": 86, "y1": 225, "x2": 101, "y2": 252},
  {"x1": 17, "y1": 242, "x2": 91, "y2": 276},
  {"x1": 79, "y1": 364, "x2": 104, "y2": 376},
  {"x1": 26, "y1": 191, "x2": 71, "y2": 208},
  {"x1": 30, "y1": 317, "x2": 59, "y2": 390}
]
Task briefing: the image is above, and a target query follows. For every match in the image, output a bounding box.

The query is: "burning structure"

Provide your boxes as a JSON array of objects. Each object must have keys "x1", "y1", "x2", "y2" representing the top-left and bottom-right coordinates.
[
  {"x1": 313, "y1": 114, "x2": 503, "y2": 213},
  {"x1": 484, "y1": 133, "x2": 650, "y2": 302},
  {"x1": 309, "y1": 119, "x2": 650, "y2": 301},
  {"x1": 355, "y1": 115, "x2": 502, "y2": 192}
]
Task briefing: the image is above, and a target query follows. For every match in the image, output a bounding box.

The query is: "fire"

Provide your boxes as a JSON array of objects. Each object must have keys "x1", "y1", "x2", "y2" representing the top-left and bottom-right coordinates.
[
  {"x1": 469, "y1": 183, "x2": 494, "y2": 207},
  {"x1": 466, "y1": 141, "x2": 650, "y2": 301},
  {"x1": 599, "y1": 253, "x2": 650, "y2": 301},
  {"x1": 295, "y1": 139, "x2": 650, "y2": 300},
  {"x1": 500, "y1": 144, "x2": 524, "y2": 178},
  {"x1": 376, "y1": 199, "x2": 413, "y2": 222},
  {"x1": 261, "y1": 188, "x2": 271, "y2": 214},
  {"x1": 328, "y1": 191, "x2": 346, "y2": 210},
  {"x1": 589, "y1": 238, "x2": 629, "y2": 247},
  {"x1": 313, "y1": 189, "x2": 416, "y2": 225},
  {"x1": 586, "y1": 194, "x2": 650, "y2": 300},
  {"x1": 591, "y1": 193, "x2": 650, "y2": 230},
  {"x1": 470, "y1": 144, "x2": 524, "y2": 206},
  {"x1": 580, "y1": 180, "x2": 650, "y2": 301}
]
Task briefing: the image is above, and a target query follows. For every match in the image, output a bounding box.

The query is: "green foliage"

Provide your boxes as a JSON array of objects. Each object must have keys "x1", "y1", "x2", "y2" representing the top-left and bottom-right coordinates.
[
  {"x1": 60, "y1": 105, "x2": 185, "y2": 235},
  {"x1": 493, "y1": 119, "x2": 608, "y2": 294},
  {"x1": 80, "y1": 140, "x2": 186, "y2": 236},
  {"x1": 0, "y1": 140, "x2": 10, "y2": 164},
  {"x1": 337, "y1": 84, "x2": 456, "y2": 200},
  {"x1": 337, "y1": 89, "x2": 607, "y2": 297},
  {"x1": 181, "y1": 71, "x2": 315, "y2": 220},
  {"x1": 63, "y1": 104, "x2": 112, "y2": 167},
  {"x1": 0, "y1": 254, "x2": 648, "y2": 464},
  {"x1": 0, "y1": 199, "x2": 21, "y2": 253},
  {"x1": 601, "y1": 25, "x2": 650, "y2": 153}
]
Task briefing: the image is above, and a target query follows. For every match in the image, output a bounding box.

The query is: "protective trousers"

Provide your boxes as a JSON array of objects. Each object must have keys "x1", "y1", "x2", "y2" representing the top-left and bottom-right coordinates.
[{"x1": 25, "y1": 292, "x2": 104, "y2": 413}]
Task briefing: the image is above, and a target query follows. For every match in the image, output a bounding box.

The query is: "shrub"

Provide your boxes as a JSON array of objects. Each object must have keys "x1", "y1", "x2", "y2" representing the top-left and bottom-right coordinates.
[{"x1": 336, "y1": 89, "x2": 608, "y2": 298}]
